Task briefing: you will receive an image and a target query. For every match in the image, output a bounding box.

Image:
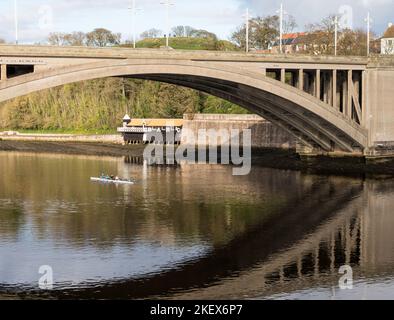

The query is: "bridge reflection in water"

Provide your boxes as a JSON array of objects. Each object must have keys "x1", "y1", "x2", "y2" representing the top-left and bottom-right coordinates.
[{"x1": 0, "y1": 153, "x2": 394, "y2": 299}]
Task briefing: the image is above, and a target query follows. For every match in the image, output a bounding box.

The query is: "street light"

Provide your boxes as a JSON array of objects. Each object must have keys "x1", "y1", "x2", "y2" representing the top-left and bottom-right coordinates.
[
  {"x1": 276, "y1": 3, "x2": 287, "y2": 54},
  {"x1": 160, "y1": 0, "x2": 175, "y2": 48},
  {"x1": 365, "y1": 12, "x2": 373, "y2": 56},
  {"x1": 128, "y1": 0, "x2": 142, "y2": 49},
  {"x1": 334, "y1": 16, "x2": 340, "y2": 56},
  {"x1": 14, "y1": 0, "x2": 18, "y2": 45},
  {"x1": 242, "y1": 8, "x2": 250, "y2": 53}
]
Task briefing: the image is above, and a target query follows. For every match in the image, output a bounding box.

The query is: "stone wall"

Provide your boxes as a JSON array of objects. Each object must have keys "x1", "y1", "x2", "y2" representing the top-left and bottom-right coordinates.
[
  {"x1": 0, "y1": 132, "x2": 124, "y2": 144},
  {"x1": 181, "y1": 114, "x2": 296, "y2": 149}
]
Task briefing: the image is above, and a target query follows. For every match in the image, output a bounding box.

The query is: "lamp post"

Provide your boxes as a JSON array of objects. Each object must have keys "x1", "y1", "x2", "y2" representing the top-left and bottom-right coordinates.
[
  {"x1": 279, "y1": 3, "x2": 283, "y2": 53},
  {"x1": 243, "y1": 8, "x2": 250, "y2": 53},
  {"x1": 334, "y1": 15, "x2": 339, "y2": 56},
  {"x1": 365, "y1": 12, "x2": 372, "y2": 56},
  {"x1": 14, "y1": 0, "x2": 18, "y2": 45},
  {"x1": 160, "y1": 0, "x2": 175, "y2": 48},
  {"x1": 276, "y1": 3, "x2": 287, "y2": 54},
  {"x1": 128, "y1": 0, "x2": 142, "y2": 49}
]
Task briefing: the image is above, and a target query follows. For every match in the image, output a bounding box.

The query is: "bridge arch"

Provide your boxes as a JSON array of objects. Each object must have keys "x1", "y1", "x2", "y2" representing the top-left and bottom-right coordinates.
[{"x1": 0, "y1": 59, "x2": 368, "y2": 153}]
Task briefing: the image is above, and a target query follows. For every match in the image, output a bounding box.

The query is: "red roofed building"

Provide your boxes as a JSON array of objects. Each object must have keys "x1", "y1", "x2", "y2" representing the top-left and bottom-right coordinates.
[{"x1": 270, "y1": 32, "x2": 307, "y2": 54}]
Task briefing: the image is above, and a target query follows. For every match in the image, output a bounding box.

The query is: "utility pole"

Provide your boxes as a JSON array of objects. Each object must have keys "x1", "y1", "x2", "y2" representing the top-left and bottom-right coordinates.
[
  {"x1": 160, "y1": 0, "x2": 174, "y2": 48},
  {"x1": 365, "y1": 12, "x2": 372, "y2": 56},
  {"x1": 14, "y1": 0, "x2": 18, "y2": 45}
]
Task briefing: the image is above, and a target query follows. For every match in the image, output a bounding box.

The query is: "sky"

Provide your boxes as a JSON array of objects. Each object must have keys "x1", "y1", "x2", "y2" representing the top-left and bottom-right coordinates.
[{"x1": 0, "y1": 0, "x2": 393, "y2": 44}]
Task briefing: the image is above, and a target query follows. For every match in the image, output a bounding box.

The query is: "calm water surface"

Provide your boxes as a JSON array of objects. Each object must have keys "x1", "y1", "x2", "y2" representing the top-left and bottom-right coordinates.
[{"x1": 0, "y1": 152, "x2": 394, "y2": 300}]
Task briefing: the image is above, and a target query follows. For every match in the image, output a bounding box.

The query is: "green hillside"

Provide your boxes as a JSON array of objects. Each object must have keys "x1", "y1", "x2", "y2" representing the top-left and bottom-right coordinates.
[{"x1": 129, "y1": 37, "x2": 239, "y2": 51}]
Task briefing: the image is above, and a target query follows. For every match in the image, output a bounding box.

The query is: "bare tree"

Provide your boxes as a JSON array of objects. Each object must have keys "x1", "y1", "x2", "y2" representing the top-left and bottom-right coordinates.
[
  {"x1": 140, "y1": 28, "x2": 163, "y2": 39},
  {"x1": 171, "y1": 25, "x2": 196, "y2": 37},
  {"x1": 184, "y1": 26, "x2": 196, "y2": 37},
  {"x1": 337, "y1": 29, "x2": 368, "y2": 56},
  {"x1": 67, "y1": 31, "x2": 86, "y2": 46},
  {"x1": 171, "y1": 26, "x2": 186, "y2": 37},
  {"x1": 283, "y1": 15, "x2": 298, "y2": 34},
  {"x1": 297, "y1": 14, "x2": 377, "y2": 56},
  {"x1": 48, "y1": 32, "x2": 68, "y2": 46},
  {"x1": 301, "y1": 14, "x2": 338, "y2": 55}
]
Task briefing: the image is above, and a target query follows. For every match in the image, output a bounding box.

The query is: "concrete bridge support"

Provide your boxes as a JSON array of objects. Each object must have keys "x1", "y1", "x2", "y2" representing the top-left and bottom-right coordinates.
[
  {"x1": 266, "y1": 68, "x2": 365, "y2": 127},
  {"x1": 0, "y1": 64, "x2": 7, "y2": 81}
]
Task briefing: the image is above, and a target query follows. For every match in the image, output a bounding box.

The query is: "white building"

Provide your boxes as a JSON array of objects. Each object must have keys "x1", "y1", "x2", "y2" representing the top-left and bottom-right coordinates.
[{"x1": 381, "y1": 23, "x2": 394, "y2": 55}]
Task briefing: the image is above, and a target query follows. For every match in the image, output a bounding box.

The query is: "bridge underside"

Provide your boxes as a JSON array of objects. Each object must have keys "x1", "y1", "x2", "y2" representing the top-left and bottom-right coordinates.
[{"x1": 132, "y1": 74, "x2": 364, "y2": 154}]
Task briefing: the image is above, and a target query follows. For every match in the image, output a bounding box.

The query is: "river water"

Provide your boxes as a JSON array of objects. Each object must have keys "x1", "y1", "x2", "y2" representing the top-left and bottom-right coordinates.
[{"x1": 0, "y1": 152, "x2": 394, "y2": 300}]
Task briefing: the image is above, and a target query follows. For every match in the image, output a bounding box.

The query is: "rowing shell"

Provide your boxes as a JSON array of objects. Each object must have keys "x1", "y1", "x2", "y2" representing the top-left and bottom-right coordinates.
[{"x1": 90, "y1": 177, "x2": 135, "y2": 185}]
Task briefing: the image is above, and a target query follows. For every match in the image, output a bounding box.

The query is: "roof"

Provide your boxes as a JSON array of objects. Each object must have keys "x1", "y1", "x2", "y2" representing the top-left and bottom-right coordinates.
[
  {"x1": 273, "y1": 32, "x2": 307, "y2": 46},
  {"x1": 282, "y1": 32, "x2": 306, "y2": 40},
  {"x1": 383, "y1": 25, "x2": 394, "y2": 38},
  {"x1": 127, "y1": 119, "x2": 184, "y2": 127}
]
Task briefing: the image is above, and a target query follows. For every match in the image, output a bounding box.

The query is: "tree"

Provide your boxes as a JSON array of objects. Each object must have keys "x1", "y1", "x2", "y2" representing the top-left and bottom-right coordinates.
[
  {"x1": 48, "y1": 32, "x2": 68, "y2": 46},
  {"x1": 86, "y1": 28, "x2": 121, "y2": 47},
  {"x1": 140, "y1": 28, "x2": 163, "y2": 39},
  {"x1": 338, "y1": 29, "x2": 368, "y2": 56},
  {"x1": 231, "y1": 15, "x2": 283, "y2": 50},
  {"x1": 299, "y1": 14, "x2": 374, "y2": 56},
  {"x1": 171, "y1": 25, "x2": 197, "y2": 37},
  {"x1": 67, "y1": 31, "x2": 86, "y2": 46},
  {"x1": 190, "y1": 29, "x2": 217, "y2": 40},
  {"x1": 184, "y1": 26, "x2": 196, "y2": 37},
  {"x1": 48, "y1": 31, "x2": 87, "y2": 46},
  {"x1": 172, "y1": 26, "x2": 186, "y2": 37},
  {"x1": 301, "y1": 14, "x2": 338, "y2": 55},
  {"x1": 283, "y1": 15, "x2": 297, "y2": 34}
]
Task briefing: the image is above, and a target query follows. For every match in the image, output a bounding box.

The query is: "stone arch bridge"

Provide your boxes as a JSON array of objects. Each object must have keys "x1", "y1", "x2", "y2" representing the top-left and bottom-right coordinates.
[{"x1": 1, "y1": 45, "x2": 393, "y2": 156}]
